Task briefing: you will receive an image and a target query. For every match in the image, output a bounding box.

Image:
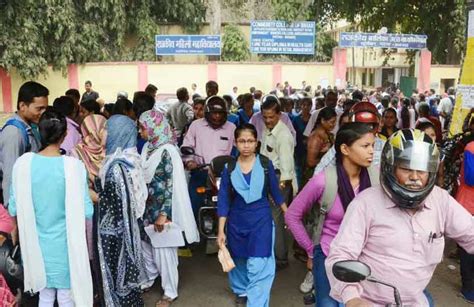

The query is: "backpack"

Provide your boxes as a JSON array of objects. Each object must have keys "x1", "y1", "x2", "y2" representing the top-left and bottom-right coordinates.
[
  {"x1": 226, "y1": 154, "x2": 271, "y2": 203},
  {"x1": 464, "y1": 142, "x2": 474, "y2": 187},
  {"x1": 311, "y1": 164, "x2": 380, "y2": 245},
  {"x1": 1, "y1": 118, "x2": 31, "y2": 152}
]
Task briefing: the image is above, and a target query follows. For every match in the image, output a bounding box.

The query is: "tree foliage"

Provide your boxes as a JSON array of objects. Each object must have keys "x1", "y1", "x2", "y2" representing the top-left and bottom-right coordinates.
[
  {"x1": 317, "y1": 0, "x2": 466, "y2": 64},
  {"x1": 221, "y1": 24, "x2": 250, "y2": 61},
  {"x1": 0, "y1": 0, "x2": 206, "y2": 79}
]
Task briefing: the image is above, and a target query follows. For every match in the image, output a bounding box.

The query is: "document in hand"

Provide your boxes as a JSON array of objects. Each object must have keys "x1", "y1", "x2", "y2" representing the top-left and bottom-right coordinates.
[{"x1": 144, "y1": 223, "x2": 185, "y2": 248}]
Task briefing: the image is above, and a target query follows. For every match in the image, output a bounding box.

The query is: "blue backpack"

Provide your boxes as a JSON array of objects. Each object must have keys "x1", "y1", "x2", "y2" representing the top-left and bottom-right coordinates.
[
  {"x1": 464, "y1": 142, "x2": 474, "y2": 187},
  {"x1": 1, "y1": 118, "x2": 31, "y2": 152}
]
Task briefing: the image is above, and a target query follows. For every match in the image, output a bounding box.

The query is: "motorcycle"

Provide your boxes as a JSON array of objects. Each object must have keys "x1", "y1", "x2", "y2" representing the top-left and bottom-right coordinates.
[
  {"x1": 180, "y1": 146, "x2": 235, "y2": 239},
  {"x1": 333, "y1": 260, "x2": 403, "y2": 307}
]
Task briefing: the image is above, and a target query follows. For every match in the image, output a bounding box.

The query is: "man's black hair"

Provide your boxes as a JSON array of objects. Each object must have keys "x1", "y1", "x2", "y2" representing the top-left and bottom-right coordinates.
[
  {"x1": 176, "y1": 87, "x2": 189, "y2": 101},
  {"x1": 261, "y1": 96, "x2": 281, "y2": 113},
  {"x1": 65, "y1": 89, "x2": 80, "y2": 101},
  {"x1": 17, "y1": 81, "x2": 49, "y2": 110},
  {"x1": 85, "y1": 80, "x2": 92, "y2": 86},
  {"x1": 145, "y1": 84, "x2": 158, "y2": 97},
  {"x1": 80, "y1": 99, "x2": 101, "y2": 114},
  {"x1": 53, "y1": 96, "x2": 76, "y2": 117}
]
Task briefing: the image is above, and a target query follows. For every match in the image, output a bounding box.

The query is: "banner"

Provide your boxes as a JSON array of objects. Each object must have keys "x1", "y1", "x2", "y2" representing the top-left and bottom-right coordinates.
[
  {"x1": 450, "y1": 10, "x2": 474, "y2": 135},
  {"x1": 155, "y1": 35, "x2": 221, "y2": 55},
  {"x1": 339, "y1": 32, "x2": 427, "y2": 49},
  {"x1": 250, "y1": 20, "x2": 315, "y2": 55}
]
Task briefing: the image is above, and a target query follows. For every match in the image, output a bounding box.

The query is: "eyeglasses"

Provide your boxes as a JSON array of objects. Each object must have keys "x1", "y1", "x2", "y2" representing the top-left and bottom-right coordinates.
[{"x1": 236, "y1": 139, "x2": 257, "y2": 145}]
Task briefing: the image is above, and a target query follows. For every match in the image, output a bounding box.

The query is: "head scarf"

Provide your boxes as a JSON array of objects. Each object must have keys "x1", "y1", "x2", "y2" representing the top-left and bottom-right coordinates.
[
  {"x1": 138, "y1": 109, "x2": 174, "y2": 152},
  {"x1": 71, "y1": 114, "x2": 106, "y2": 178},
  {"x1": 105, "y1": 115, "x2": 137, "y2": 155},
  {"x1": 100, "y1": 114, "x2": 148, "y2": 218}
]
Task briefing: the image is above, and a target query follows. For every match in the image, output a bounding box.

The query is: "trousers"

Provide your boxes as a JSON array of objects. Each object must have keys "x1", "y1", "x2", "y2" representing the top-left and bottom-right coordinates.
[
  {"x1": 229, "y1": 226, "x2": 276, "y2": 307},
  {"x1": 39, "y1": 288, "x2": 73, "y2": 307},
  {"x1": 141, "y1": 241, "x2": 179, "y2": 299}
]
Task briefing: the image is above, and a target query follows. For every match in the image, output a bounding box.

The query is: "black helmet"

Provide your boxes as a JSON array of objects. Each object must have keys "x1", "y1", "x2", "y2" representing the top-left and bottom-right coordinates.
[
  {"x1": 380, "y1": 129, "x2": 440, "y2": 209},
  {"x1": 204, "y1": 95, "x2": 227, "y2": 129}
]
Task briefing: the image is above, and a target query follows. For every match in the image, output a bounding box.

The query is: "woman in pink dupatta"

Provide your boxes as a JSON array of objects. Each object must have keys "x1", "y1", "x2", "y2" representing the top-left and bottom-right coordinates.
[{"x1": 70, "y1": 113, "x2": 107, "y2": 305}]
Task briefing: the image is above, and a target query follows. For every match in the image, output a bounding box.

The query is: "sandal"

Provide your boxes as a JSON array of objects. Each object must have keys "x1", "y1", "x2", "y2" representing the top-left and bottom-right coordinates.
[{"x1": 156, "y1": 296, "x2": 174, "y2": 307}]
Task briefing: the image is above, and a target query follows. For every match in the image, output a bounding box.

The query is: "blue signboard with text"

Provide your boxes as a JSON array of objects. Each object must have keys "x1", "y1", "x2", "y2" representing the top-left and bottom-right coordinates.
[
  {"x1": 155, "y1": 35, "x2": 221, "y2": 55},
  {"x1": 339, "y1": 32, "x2": 427, "y2": 49},
  {"x1": 250, "y1": 20, "x2": 315, "y2": 55}
]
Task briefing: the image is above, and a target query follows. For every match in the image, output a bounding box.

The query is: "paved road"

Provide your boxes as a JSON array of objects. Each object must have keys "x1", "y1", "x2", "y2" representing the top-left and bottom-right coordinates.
[{"x1": 143, "y1": 241, "x2": 471, "y2": 307}]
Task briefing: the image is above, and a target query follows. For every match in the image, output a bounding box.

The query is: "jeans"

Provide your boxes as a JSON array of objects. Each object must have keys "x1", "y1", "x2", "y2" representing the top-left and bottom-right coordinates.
[
  {"x1": 188, "y1": 169, "x2": 207, "y2": 218},
  {"x1": 313, "y1": 244, "x2": 342, "y2": 307},
  {"x1": 460, "y1": 246, "x2": 474, "y2": 293},
  {"x1": 271, "y1": 181, "x2": 293, "y2": 266},
  {"x1": 313, "y1": 244, "x2": 435, "y2": 307}
]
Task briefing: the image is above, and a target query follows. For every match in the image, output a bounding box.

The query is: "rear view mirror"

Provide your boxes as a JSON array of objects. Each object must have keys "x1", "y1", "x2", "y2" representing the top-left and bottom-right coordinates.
[
  {"x1": 180, "y1": 146, "x2": 195, "y2": 156},
  {"x1": 332, "y1": 260, "x2": 371, "y2": 283}
]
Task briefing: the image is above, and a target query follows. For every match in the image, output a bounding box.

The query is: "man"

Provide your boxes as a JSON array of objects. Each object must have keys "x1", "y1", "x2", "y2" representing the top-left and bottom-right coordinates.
[
  {"x1": 437, "y1": 96, "x2": 454, "y2": 130},
  {"x1": 191, "y1": 83, "x2": 201, "y2": 97},
  {"x1": 326, "y1": 129, "x2": 474, "y2": 306},
  {"x1": 81, "y1": 80, "x2": 99, "y2": 102},
  {"x1": 53, "y1": 96, "x2": 81, "y2": 154},
  {"x1": 182, "y1": 96, "x2": 235, "y2": 218},
  {"x1": 259, "y1": 95, "x2": 296, "y2": 269},
  {"x1": 250, "y1": 95, "x2": 296, "y2": 142},
  {"x1": 205, "y1": 80, "x2": 219, "y2": 97},
  {"x1": 253, "y1": 90, "x2": 263, "y2": 111},
  {"x1": 230, "y1": 86, "x2": 238, "y2": 101},
  {"x1": 0, "y1": 81, "x2": 49, "y2": 205},
  {"x1": 166, "y1": 87, "x2": 194, "y2": 144}
]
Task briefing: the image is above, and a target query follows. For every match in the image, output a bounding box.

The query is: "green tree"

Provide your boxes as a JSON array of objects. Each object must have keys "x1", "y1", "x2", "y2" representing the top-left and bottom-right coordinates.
[
  {"x1": 0, "y1": 0, "x2": 206, "y2": 79},
  {"x1": 221, "y1": 24, "x2": 250, "y2": 61},
  {"x1": 320, "y1": 0, "x2": 466, "y2": 64}
]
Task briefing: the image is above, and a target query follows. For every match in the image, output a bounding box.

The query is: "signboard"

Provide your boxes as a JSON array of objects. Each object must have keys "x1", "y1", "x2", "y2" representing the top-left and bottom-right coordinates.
[
  {"x1": 155, "y1": 35, "x2": 221, "y2": 55},
  {"x1": 250, "y1": 20, "x2": 315, "y2": 55},
  {"x1": 457, "y1": 85, "x2": 474, "y2": 109},
  {"x1": 339, "y1": 32, "x2": 427, "y2": 49},
  {"x1": 450, "y1": 9, "x2": 474, "y2": 134}
]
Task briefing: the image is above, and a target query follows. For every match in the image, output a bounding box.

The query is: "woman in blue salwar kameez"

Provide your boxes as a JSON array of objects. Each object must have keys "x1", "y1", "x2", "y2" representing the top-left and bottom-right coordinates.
[{"x1": 217, "y1": 123, "x2": 287, "y2": 307}]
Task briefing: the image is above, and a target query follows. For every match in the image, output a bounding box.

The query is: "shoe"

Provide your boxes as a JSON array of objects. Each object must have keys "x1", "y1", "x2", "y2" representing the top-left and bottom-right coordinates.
[
  {"x1": 461, "y1": 290, "x2": 474, "y2": 304},
  {"x1": 299, "y1": 271, "x2": 314, "y2": 293},
  {"x1": 235, "y1": 295, "x2": 247, "y2": 306}
]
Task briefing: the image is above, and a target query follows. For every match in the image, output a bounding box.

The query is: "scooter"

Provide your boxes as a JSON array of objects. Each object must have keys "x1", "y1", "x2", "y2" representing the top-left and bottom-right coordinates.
[
  {"x1": 333, "y1": 260, "x2": 403, "y2": 307},
  {"x1": 180, "y1": 146, "x2": 235, "y2": 239}
]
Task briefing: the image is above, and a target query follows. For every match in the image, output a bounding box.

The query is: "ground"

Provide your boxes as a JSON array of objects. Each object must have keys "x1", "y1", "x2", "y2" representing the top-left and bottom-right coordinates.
[{"x1": 143, "y1": 241, "x2": 471, "y2": 307}]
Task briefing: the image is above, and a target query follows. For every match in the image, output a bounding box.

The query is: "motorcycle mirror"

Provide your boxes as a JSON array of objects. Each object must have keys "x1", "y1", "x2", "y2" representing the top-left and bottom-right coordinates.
[
  {"x1": 180, "y1": 146, "x2": 195, "y2": 155},
  {"x1": 332, "y1": 260, "x2": 371, "y2": 283}
]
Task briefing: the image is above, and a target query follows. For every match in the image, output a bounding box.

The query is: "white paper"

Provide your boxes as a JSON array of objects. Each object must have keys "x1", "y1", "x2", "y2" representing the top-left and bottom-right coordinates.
[
  {"x1": 457, "y1": 84, "x2": 474, "y2": 109},
  {"x1": 144, "y1": 223, "x2": 185, "y2": 248}
]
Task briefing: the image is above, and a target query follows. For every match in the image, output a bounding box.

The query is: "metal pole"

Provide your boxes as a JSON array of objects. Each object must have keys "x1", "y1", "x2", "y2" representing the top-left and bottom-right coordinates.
[{"x1": 352, "y1": 47, "x2": 355, "y2": 86}]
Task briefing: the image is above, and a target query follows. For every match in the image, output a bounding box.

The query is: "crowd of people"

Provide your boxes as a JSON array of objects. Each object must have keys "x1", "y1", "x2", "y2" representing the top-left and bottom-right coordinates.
[{"x1": 0, "y1": 78, "x2": 472, "y2": 307}]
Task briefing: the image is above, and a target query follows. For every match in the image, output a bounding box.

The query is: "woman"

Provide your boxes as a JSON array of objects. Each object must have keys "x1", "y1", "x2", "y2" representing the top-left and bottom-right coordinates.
[
  {"x1": 70, "y1": 113, "x2": 107, "y2": 304},
  {"x1": 79, "y1": 99, "x2": 101, "y2": 123},
  {"x1": 292, "y1": 97, "x2": 311, "y2": 189},
  {"x1": 9, "y1": 108, "x2": 93, "y2": 306},
  {"x1": 97, "y1": 114, "x2": 148, "y2": 306},
  {"x1": 217, "y1": 123, "x2": 287, "y2": 307},
  {"x1": 398, "y1": 98, "x2": 416, "y2": 129},
  {"x1": 285, "y1": 122, "x2": 377, "y2": 307},
  {"x1": 304, "y1": 107, "x2": 337, "y2": 184},
  {"x1": 138, "y1": 110, "x2": 199, "y2": 307},
  {"x1": 379, "y1": 108, "x2": 399, "y2": 139}
]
